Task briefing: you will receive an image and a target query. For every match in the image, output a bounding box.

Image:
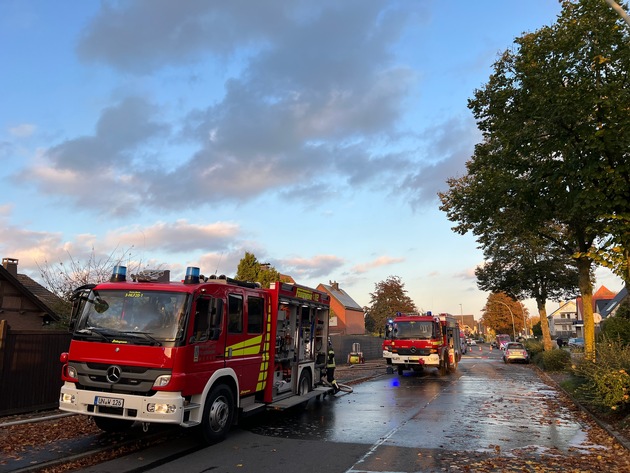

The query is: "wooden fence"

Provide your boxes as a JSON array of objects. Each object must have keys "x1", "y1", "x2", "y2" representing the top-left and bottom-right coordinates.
[{"x1": 0, "y1": 325, "x2": 72, "y2": 416}]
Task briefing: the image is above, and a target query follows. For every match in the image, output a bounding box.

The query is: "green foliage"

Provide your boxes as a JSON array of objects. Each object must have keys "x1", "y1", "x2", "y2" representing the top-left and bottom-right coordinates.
[
  {"x1": 573, "y1": 338, "x2": 630, "y2": 412},
  {"x1": 531, "y1": 321, "x2": 542, "y2": 337},
  {"x1": 599, "y1": 316, "x2": 630, "y2": 346},
  {"x1": 534, "y1": 348, "x2": 571, "y2": 372},
  {"x1": 524, "y1": 339, "x2": 544, "y2": 358},
  {"x1": 365, "y1": 276, "x2": 416, "y2": 334},
  {"x1": 235, "y1": 252, "x2": 282, "y2": 289},
  {"x1": 616, "y1": 300, "x2": 630, "y2": 320}
]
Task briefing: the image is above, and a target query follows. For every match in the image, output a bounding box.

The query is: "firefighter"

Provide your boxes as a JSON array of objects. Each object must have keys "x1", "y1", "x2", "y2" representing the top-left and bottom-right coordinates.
[{"x1": 327, "y1": 338, "x2": 340, "y2": 394}]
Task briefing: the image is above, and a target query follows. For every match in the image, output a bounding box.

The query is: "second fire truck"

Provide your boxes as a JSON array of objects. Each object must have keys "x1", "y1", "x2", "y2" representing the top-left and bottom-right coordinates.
[
  {"x1": 59, "y1": 265, "x2": 333, "y2": 444},
  {"x1": 382, "y1": 312, "x2": 463, "y2": 375}
]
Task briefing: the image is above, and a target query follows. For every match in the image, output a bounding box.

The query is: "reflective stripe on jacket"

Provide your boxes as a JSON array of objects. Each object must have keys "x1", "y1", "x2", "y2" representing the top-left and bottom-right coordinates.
[{"x1": 327, "y1": 348, "x2": 336, "y2": 368}]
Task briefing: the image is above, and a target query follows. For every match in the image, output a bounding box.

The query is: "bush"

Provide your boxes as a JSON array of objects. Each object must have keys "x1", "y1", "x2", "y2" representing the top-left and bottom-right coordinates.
[
  {"x1": 572, "y1": 337, "x2": 630, "y2": 412},
  {"x1": 534, "y1": 348, "x2": 571, "y2": 371},
  {"x1": 599, "y1": 317, "x2": 630, "y2": 346},
  {"x1": 524, "y1": 339, "x2": 544, "y2": 358}
]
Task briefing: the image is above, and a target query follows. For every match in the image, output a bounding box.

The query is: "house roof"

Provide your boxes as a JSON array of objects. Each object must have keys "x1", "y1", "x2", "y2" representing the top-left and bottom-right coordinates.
[
  {"x1": 577, "y1": 285, "x2": 617, "y2": 318},
  {"x1": 0, "y1": 264, "x2": 61, "y2": 321},
  {"x1": 319, "y1": 283, "x2": 363, "y2": 311},
  {"x1": 547, "y1": 300, "x2": 577, "y2": 320},
  {"x1": 601, "y1": 286, "x2": 628, "y2": 319}
]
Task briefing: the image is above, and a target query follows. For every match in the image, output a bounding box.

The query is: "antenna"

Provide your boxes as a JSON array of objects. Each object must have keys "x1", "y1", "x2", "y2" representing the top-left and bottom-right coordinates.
[{"x1": 215, "y1": 252, "x2": 224, "y2": 275}]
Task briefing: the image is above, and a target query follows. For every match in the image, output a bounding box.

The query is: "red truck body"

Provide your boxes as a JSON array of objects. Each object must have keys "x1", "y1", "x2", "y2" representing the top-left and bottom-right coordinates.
[
  {"x1": 59, "y1": 266, "x2": 331, "y2": 443},
  {"x1": 382, "y1": 312, "x2": 463, "y2": 375}
]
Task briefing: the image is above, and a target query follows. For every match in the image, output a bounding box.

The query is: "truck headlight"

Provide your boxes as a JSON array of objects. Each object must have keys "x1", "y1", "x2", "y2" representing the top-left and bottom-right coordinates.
[
  {"x1": 60, "y1": 393, "x2": 75, "y2": 404},
  {"x1": 147, "y1": 403, "x2": 176, "y2": 414},
  {"x1": 153, "y1": 375, "x2": 172, "y2": 387},
  {"x1": 67, "y1": 366, "x2": 78, "y2": 379}
]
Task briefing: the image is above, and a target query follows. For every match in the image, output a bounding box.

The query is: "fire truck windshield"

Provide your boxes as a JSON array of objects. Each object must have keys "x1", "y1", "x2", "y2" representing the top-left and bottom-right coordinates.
[
  {"x1": 75, "y1": 290, "x2": 189, "y2": 343},
  {"x1": 393, "y1": 320, "x2": 435, "y2": 340}
]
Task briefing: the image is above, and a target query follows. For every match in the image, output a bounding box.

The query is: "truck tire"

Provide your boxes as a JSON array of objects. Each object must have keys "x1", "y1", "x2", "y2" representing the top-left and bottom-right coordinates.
[
  {"x1": 439, "y1": 356, "x2": 448, "y2": 376},
  {"x1": 93, "y1": 416, "x2": 134, "y2": 432},
  {"x1": 298, "y1": 370, "x2": 312, "y2": 396},
  {"x1": 397, "y1": 365, "x2": 404, "y2": 375},
  {"x1": 201, "y1": 384, "x2": 234, "y2": 445}
]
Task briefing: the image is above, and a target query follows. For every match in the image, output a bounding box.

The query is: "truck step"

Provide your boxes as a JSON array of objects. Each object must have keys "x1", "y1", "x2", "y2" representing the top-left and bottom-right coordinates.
[
  {"x1": 241, "y1": 402, "x2": 266, "y2": 415},
  {"x1": 184, "y1": 402, "x2": 201, "y2": 412},
  {"x1": 182, "y1": 420, "x2": 200, "y2": 427}
]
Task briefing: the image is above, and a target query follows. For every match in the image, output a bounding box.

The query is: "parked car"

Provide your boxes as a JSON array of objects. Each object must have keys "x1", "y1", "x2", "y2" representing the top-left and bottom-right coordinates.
[
  {"x1": 568, "y1": 337, "x2": 585, "y2": 348},
  {"x1": 467, "y1": 339, "x2": 477, "y2": 346},
  {"x1": 503, "y1": 342, "x2": 530, "y2": 364}
]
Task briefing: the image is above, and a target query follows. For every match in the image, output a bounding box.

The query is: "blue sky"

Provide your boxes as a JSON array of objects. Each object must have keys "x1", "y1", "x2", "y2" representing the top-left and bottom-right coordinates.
[{"x1": 1, "y1": 0, "x2": 624, "y2": 321}]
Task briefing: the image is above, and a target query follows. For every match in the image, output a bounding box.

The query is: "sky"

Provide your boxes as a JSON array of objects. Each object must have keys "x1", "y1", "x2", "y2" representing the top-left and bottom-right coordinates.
[{"x1": 0, "y1": 0, "x2": 625, "y2": 322}]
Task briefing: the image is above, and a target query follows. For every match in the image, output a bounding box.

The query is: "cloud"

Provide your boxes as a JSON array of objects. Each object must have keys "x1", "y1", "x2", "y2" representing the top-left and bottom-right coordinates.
[
  {"x1": 9, "y1": 124, "x2": 36, "y2": 137},
  {"x1": 21, "y1": 2, "x2": 442, "y2": 216},
  {"x1": 402, "y1": 115, "x2": 481, "y2": 208},
  {"x1": 277, "y1": 254, "x2": 345, "y2": 279},
  {"x1": 351, "y1": 255, "x2": 404, "y2": 274},
  {"x1": 104, "y1": 220, "x2": 241, "y2": 253}
]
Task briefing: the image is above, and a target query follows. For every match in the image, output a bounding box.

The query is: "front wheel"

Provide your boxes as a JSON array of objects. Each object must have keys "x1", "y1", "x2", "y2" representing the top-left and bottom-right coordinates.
[
  {"x1": 200, "y1": 384, "x2": 234, "y2": 445},
  {"x1": 397, "y1": 365, "x2": 404, "y2": 375}
]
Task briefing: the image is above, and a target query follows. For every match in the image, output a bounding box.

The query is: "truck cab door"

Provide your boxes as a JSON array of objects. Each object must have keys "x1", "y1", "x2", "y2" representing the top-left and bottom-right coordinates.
[
  {"x1": 187, "y1": 297, "x2": 226, "y2": 393},
  {"x1": 224, "y1": 293, "x2": 267, "y2": 396}
]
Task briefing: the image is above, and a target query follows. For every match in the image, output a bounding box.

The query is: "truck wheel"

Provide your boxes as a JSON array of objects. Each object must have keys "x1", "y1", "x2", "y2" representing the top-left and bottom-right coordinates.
[
  {"x1": 397, "y1": 365, "x2": 404, "y2": 375},
  {"x1": 93, "y1": 416, "x2": 134, "y2": 432},
  {"x1": 201, "y1": 384, "x2": 234, "y2": 445},
  {"x1": 439, "y1": 357, "x2": 448, "y2": 376},
  {"x1": 298, "y1": 370, "x2": 312, "y2": 396}
]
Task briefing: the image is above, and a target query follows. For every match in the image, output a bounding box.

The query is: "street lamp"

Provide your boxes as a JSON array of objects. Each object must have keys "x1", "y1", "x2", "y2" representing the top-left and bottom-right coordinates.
[{"x1": 494, "y1": 300, "x2": 516, "y2": 341}]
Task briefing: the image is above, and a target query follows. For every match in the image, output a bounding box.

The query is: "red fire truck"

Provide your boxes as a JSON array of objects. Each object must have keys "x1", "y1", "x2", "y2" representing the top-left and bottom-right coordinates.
[
  {"x1": 382, "y1": 312, "x2": 463, "y2": 375},
  {"x1": 59, "y1": 265, "x2": 332, "y2": 444}
]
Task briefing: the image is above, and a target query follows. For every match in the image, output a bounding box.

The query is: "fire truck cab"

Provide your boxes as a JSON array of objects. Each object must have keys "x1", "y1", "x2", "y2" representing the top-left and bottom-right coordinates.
[
  {"x1": 59, "y1": 265, "x2": 332, "y2": 444},
  {"x1": 382, "y1": 312, "x2": 462, "y2": 376}
]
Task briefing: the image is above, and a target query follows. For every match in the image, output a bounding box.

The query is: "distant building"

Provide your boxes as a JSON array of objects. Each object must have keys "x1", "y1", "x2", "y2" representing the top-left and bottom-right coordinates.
[
  {"x1": 0, "y1": 257, "x2": 64, "y2": 330},
  {"x1": 452, "y1": 314, "x2": 477, "y2": 335},
  {"x1": 547, "y1": 300, "x2": 578, "y2": 340},
  {"x1": 573, "y1": 285, "x2": 617, "y2": 338},
  {"x1": 317, "y1": 281, "x2": 365, "y2": 335}
]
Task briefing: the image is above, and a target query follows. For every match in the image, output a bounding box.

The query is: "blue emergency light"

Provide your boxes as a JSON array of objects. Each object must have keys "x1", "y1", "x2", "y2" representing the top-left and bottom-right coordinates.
[
  {"x1": 110, "y1": 265, "x2": 127, "y2": 282},
  {"x1": 184, "y1": 266, "x2": 200, "y2": 284}
]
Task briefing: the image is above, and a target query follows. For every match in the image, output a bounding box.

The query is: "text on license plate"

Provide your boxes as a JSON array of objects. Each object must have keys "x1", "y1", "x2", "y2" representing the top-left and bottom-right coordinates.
[{"x1": 95, "y1": 396, "x2": 124, "y2": 408}]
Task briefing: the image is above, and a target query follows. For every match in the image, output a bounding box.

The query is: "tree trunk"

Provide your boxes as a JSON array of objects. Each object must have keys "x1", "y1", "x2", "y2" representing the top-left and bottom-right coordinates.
[
  {"x1": 576, "y1": 258, "x2": 595, "y2": 360},
  {"x1": 537, "y1": 298, "x2": 552, "y2": 351}
]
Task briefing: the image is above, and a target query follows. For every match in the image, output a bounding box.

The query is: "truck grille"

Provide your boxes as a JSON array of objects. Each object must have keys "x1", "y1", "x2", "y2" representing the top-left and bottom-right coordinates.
[
  {"x1": 397, "y1": 347, "x2": 432, "y2": 356},
  {"x1": 71, "y1": 362, "x2": 171, "y2": 395}
]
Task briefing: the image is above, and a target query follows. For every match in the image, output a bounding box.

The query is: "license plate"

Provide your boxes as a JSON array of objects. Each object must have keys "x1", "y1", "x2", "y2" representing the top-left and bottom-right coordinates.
[{"x1": 95, "y1": 396, "x2": 124, "y2": 408}]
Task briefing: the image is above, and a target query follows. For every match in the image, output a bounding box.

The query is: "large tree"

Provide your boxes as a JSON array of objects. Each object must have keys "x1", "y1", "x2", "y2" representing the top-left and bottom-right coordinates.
[
  {"x1": 365, "y1": 276, "x2": 417, "y2": 334},
  {"x1": 481, "y1": 292, "x2": 527, "y2": 338},
  {"x1": 475, "y1": 233, "x2": 580, "y2": 350},
  {"x1": 440, "y1": 0, "x2": 630, "y2": 359}
]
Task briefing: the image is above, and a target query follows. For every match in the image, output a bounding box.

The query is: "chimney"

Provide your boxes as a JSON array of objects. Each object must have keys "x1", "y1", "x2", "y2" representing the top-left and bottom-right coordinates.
[
  {"x1": 2, "y1": 258, "x2": 18, "y2": 276},
  {"x1": 330, "y1": 280, "x2": 340, "y2": 291}
]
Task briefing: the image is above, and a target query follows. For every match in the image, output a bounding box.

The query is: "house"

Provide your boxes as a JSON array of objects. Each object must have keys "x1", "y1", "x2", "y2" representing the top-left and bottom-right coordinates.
[
  {"x1": 601, "y1": 286, "x2": 628, "y2": 319},
  {"x1": 0, "y1": 257, "x2": 63, "y2": 329},
  {"x1": 317, "y1": 281, "x2": 365, "y2": 335},
  {"x1": 573, "y1": 285, "x2": 617, "y2": 337},
  {"x1": 453, "y1": 314, "x2": 477, "y2": 335},
  {"x1": 547, "y1": 300, "x2": 578, "y2": 340}
]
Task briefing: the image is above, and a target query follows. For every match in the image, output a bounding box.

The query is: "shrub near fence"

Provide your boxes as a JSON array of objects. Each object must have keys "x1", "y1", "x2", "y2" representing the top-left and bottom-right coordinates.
[{"x1": 0, "y1": 329, "x2": 72, "y2": 416}]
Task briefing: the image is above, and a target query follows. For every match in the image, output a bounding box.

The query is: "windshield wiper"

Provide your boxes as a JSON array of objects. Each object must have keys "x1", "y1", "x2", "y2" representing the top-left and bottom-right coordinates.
[
  {"x1": 75, "y1": 327, "x2": 113, "y2": 342},
  {"x1": 120, "y1": 331, "x2": 162, "y2": 346}
]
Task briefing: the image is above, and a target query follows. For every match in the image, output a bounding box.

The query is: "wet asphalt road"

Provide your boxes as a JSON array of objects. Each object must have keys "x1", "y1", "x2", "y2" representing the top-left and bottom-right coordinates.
[{"x1": 85, "y1": 348, "x2": 629, "y2": 472}]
